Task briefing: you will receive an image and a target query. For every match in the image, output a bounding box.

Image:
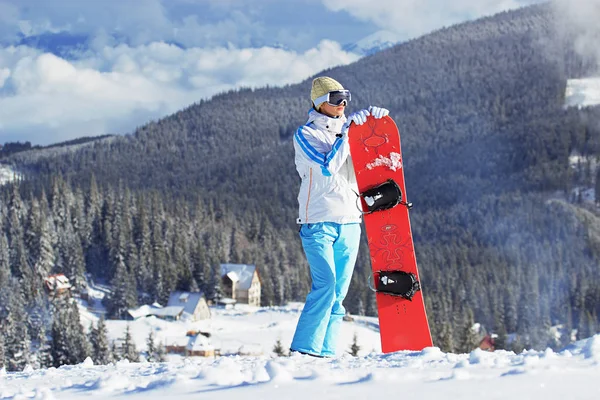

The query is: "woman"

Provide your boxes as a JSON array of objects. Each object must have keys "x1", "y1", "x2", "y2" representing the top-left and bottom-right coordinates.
[{"x1": 291, "y1": 76, "x2": 389, "y2": 357}]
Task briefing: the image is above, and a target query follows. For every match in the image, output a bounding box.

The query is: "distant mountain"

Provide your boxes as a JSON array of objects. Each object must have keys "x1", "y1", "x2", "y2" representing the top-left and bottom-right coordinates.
[
  {"x1": 11, "y1": 29, "x2": 396, "y2": 61},
  {"x1": 12, "y1": 32, "x2": 186, "y2": 59},
  {"x1": 15, "y1": 31, "x2": 91, "y2": 59},
  {"x1": 343, "y1": 30, "x2": 400, "y2": 56}
]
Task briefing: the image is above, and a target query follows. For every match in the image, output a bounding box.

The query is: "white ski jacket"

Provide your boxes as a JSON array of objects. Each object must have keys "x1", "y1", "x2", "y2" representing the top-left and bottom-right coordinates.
[{"x1": 293, "y1": 109, "x2": 362, "y2": 224}]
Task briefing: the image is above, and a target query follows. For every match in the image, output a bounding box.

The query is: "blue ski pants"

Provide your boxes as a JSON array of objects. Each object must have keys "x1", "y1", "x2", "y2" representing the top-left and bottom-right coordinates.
[{"x1": 291, "y1": 222, "x2": 361, "y2": 357}]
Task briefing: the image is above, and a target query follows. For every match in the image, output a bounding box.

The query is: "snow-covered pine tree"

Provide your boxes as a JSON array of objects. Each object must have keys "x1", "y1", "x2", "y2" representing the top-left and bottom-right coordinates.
[
  {"x1": 33, "y1": 219, "x2": 55, "y2": 280},
  {"x1": 33, "y1": 325, "x2": 53, "y2": 369},
  {"x1": 0, "y1": 330, "x2": 5, "y2": 370},
  {"x1": 438, "y1": 322, "x2": 455, "y2": 353},
  {"x1": 90, "y1": 317, "x2": 111, "y2": 365},
  {"x1": 107, "y1": 254, "x2": 137, "y2": 319},
  {"x1": 110, "y1": 341, "x2": 120, "y2": 362},
  {"x1": 121, "y1": 325, "x2": 139, "y2": 362},
  {"x1": 69, "y1": 300, "x2": 91, "y2": 360},
  {"x1": 59, "y1": 225, "x2": 87, "y2": 290},
  {"x1": 458, "y1": 309, "x2": 480, "y2": 353},
  {"x1": 27, "y1": 296, "x2": 53, "y2": 369},
  {"x1": 150, "y1": 195, "x2": 168, "y2": 303},
  {"x1": 155, "y1": 339, "x2": 166, "y2": 362},
  {"x1": 8, "y1": 185, "x2": 38, "y2": 301},
  {"x1": 0, "y1": 234, "x2": 9, "y2": 289},
  {"x1": 146, "y1": 330, "x2": 157, "y2": 362},
  {"x1": 133, "y1": 196, "x2": 153, "y2": 295},
  {"x1": 51, "y1": 299, "x2": 89, "y2": 367},
  {"x1": 3, "y1": 284, "x2": 31, "y2": 371}
]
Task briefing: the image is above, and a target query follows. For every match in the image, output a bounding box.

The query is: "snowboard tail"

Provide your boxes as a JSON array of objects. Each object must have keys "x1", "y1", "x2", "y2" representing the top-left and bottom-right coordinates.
[{"x1": 348, "y1": 115, "x2": 433, "y2": 353}]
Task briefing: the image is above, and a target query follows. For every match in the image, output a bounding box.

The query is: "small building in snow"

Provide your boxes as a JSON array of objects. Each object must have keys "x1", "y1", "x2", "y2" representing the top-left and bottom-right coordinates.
[
  {"x1": 44, "y1": 274, "x2": 72, "y2": 299},
  {"x1": 127, "y1": 303, "x2": 185, "y2": 321},
  {"x1": 220, "y1": 264, "x2": 261, "y2": 306},
  {"x1": 479, "y1": 334, "x2": 496, "y2": 352},
  {"x1": 187, "y1": 334, "x2": 215, "y2": 357},
  {"x1": 166, "y1": 291, "x2": 211, "y2": 321},
  {"x1": 165, "y1": 333, "x2": 215, "y2": 357}
]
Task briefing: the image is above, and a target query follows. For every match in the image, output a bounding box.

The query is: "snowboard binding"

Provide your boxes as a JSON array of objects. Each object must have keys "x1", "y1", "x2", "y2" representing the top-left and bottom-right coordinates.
[
  {"x1": 359, "y1": 179, "x2": 412, "y2": 214},
  {"x1": 369, "y1": 270, "x2": 421, "y2": 301}
]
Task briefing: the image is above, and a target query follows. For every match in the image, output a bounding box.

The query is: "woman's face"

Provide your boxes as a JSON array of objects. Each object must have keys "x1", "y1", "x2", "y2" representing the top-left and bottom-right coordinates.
[{"x1": 319, "y1": 102, "x2": 346, "y2": 118}]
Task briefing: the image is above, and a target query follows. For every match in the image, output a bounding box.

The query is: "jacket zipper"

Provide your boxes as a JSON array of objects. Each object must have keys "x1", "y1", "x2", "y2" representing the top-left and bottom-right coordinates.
[{"x1": 305, "y1": 168, "x2": 313, "y2": 223}]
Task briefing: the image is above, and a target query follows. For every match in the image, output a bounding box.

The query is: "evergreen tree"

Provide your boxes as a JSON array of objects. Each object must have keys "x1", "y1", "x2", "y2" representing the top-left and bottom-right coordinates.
[
  {"x1": 33, "y1": 220, "x2": 55, "y2": 280},
  {"x1": 146, "y1": 330, "x2": 157, "y2": 362},
  {"x1": 0, "y1": 333, "x2": 5, "y2": 370},
  {"x1": 0, "y1": 234, "x2": 10, "y2": 289},
  {"x1": 3, "y1": 285, "x2": 31, "y2": 371},
  {"x1": 349, "y1": 333, "x2": 361, "y2": 357},
  {"x1": 150, "y1": 196, "x2": 168, "y2": 303},
  {"x1": 438, "y1": 322, "x2": 455, "y2": 353},
  {"x1": 494, "y1": 322, "x2": 509, "y2": 351},
  {"x1": 273, "y1": 338, "x2": 286, "y2": 357},
  {"x1": 107, "y1": 254, "x2": 137, "y2": 319},
  {"x1": 121, "y1": 325, "x2": 140, "y2": 362},
  {"x1": 111, "y1": 341, "x2": 120, "y2": 362},
  {"x1": 155, "y1": 339, "x2": 167, "y2": 363},
  {"x1": 51, "y1": 300, "x2": 89, "y2": 367},
  {"x1": 90, "y1": 317, "x2": 111, "y2": 365},
  {"x1": 33, "y1": 326, "x2": 53, "y2": 369},
  {"x1": 134, "y1": 197, "x2": 153, "y2": 295},
  {"x1": 59, "y1": 225, "x2": 86, "y2": 290},
  {"x1": 510, "y1": 335, "x2": 526, "y2": 354},
  {"x1": 577, "y1": 310, "x2": 596, "y2": 340},
  {"x1": 457, "y1": 309, "x2": 480, "y2": 354}
]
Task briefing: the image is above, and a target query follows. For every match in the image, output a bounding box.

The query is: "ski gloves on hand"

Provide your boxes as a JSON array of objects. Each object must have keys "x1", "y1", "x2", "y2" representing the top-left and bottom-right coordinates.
[
  {"x1": 368, "y1": 106, "x2": 389, "y2": 119},
  {"x1": 342, "y1": 106, "x2": 389, "y2": 134}
]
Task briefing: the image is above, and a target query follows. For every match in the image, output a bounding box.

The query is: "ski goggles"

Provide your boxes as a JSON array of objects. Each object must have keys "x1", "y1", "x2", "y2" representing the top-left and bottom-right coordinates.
[{"x1": 314, "y1": 90, "x2": 352, "y2": 107}]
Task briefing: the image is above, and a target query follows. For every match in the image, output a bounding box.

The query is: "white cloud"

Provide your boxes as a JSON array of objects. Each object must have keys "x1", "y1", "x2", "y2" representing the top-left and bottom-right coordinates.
[
  {"x1": 0, "y1": 0, "x2": 549, "y2": 146},
  {"x1": 0, "y1": 41, "x2": 359, "y2": 145},
  {"x1": 322, "y1": 0, "x2": 542, "y2": 40},
  {"x1": 0, "y1": 0, "x2": 371, "y2": 51},
  {"x1": 552, "y1": 0, "x2": 600, "y2": 71}
]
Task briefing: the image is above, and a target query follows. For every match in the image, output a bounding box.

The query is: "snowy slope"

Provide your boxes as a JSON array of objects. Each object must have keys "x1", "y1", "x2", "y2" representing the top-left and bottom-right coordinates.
[
  {"x1": 3, "y1": 293, "x2": 600, "y2": 399},
  {"x1": 565, "y1": 77, "x2": 600, "y2": 108},
  {"x1": 2, "y1": 286, "x2": 599, "y2": 399},
  {"x1": 2, "y1": 332, "x2": 599, "y2": 400},
  {"x1": 0, "y1": 163, "x2": 20, "y2": 185},
  {"x1": 77, "y1": 299, "x2": 382, "y2": 359}
]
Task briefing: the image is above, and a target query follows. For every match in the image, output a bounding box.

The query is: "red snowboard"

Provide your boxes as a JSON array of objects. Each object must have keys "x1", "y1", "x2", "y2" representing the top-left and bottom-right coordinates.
[{"x1": 348, "y1": 115, "x2": 433, "y2": 353}]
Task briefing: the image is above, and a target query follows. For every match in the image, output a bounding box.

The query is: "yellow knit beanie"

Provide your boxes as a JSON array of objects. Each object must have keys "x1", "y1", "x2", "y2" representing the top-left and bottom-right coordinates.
[{"x1": 311, "y1": 76, "x2": 344, "y2": 110}]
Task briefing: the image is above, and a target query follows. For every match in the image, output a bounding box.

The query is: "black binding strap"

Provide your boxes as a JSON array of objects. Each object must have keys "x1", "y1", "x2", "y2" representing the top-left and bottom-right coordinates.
[
  {"x1": 360, "y1": 179, "x2": 412, "y2": 214},
  {"x1": 376, "y1": 270, "x2": 421, "y2": 301}
]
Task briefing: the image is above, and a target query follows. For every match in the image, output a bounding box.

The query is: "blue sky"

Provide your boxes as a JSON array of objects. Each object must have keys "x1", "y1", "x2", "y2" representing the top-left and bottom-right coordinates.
[{"x1": 0, "y1": 0, "x2": 555, "y2": 145}]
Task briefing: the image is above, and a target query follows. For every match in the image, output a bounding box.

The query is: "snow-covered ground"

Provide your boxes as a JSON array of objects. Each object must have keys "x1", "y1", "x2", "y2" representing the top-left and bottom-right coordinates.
[
  {"x1": 77, "y1": 299, "x2": 382, "y2": 360},
  {"x1": 0, "y1": 163, "x2": 20, "y2": 185},
  {"x1": 2, "y1": 295, "x2": 600, "y2": 399},
  {"x1": 1, "y1": 332, "x2": 599, "y2": 400},
  {"x1": 565, "y1": 77, "x2": 600, "y2": 108}
]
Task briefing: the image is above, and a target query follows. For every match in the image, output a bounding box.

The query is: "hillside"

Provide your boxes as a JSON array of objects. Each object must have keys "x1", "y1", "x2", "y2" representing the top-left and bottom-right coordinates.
[{"x1": 1, "y1": 2, "x2": 599, "y2": 359}]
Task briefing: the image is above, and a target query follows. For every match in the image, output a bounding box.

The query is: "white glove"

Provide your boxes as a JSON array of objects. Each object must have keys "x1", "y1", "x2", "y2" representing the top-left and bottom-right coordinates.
[
  {"x1": 347, "y1": 109, "x2": 370, "y2": 126},
  {"x1": 369, "y1": 106, "x2": 389, "y2": 119}
]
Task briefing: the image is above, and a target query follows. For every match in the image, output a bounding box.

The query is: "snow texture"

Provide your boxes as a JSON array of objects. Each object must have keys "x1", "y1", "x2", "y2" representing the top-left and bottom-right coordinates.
[
  {"x1": 1, "y1": 301, "x2": 600, "y2": 400},
  {"x1": 366, "y1": 152, "x2": 403, "y2": 171},
  {"x1": 565, "y1": 77, "x2": 600, "y2": 108},
  {"x1": 1, "y1": 335, "x2": 600, "y2": 399},
  {"x1": 0, "y1": 164, "x2": 20, "y2": 185}
]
